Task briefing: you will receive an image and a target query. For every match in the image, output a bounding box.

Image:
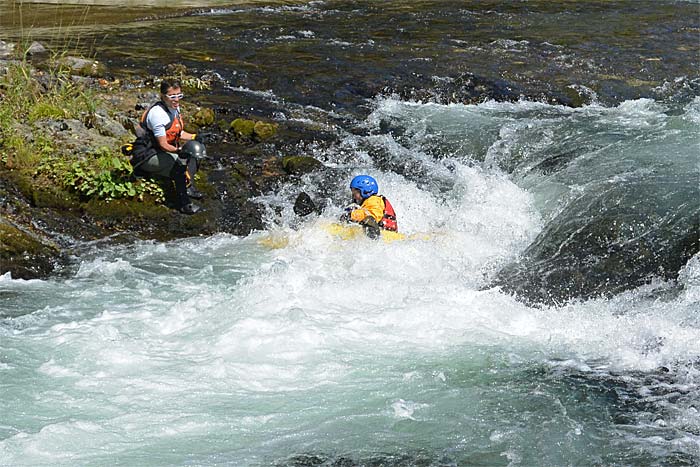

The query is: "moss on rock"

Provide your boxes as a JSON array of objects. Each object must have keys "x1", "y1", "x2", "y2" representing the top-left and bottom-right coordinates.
[
  {"x1": 253, "y1": 120, "x2": 278, "y2": 140},
  {"x1": 189, "y1": 107, "x2": 216, "y2": 129},
  {"x1": 230, "y1": 118, "x2": 256, "y2": 139},
  {"x1": 230, "y1": 118, "x2": 278, "y2": 142},
  {"x1": 0, "y1": 221, "x2": 62, "y2": 279},
  {"x1": 281, "y1": 156, "x2": 322, "y2": 175}
]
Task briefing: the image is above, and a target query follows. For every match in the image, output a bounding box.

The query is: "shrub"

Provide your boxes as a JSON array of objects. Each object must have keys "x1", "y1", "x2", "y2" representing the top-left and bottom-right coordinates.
[{"x1": 36, "y1": 147, "x2": 164, "y2": 202}]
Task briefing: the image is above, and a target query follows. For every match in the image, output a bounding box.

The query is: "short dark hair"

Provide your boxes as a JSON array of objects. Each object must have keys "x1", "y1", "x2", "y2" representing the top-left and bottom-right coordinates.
[{"x1": 160, "y1": 79, "x2": 182, "y2": 94}]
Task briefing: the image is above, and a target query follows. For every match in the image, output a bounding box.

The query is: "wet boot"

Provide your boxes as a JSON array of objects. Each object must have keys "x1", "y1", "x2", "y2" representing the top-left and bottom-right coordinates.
[
  {"x1": 186, "y1": 186, "x2": 204, "y2": 200},
  {"x1": 185, "y1": 158, "x2": 204, "y2": 199},
  {"x1": 180, "y1": 202, "x2": 201, "y2": 215},
  {"x1": 171, "y1": 163, "x2": 201, "y2": 214}
]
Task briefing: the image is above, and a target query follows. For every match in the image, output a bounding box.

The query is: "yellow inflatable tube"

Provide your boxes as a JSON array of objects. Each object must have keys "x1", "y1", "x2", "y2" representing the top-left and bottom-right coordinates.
[
  {"x1": 321, "y1": 222, "x2": 408, "y2": 243},
  {"x1": 258, "y1": 221, "x2": 431, "y2": 249}
]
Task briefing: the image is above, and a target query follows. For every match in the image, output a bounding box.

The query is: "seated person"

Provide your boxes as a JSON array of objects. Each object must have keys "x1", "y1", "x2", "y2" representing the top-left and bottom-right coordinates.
[
  {"x1": 341, "y1": 175, "x2": 397, "y2": 238},
  {"x1": 129, "y1": 79, "x2": 206, "y2": 215}
]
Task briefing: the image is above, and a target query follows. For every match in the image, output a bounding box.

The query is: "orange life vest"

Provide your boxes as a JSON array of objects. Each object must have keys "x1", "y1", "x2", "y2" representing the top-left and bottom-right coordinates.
[
  {"x1": 379, "y1": 196, "x2": 398, "y2": 232},
  {"x1": 139, "y1": 101, "x2": 184, "y2": 147}
]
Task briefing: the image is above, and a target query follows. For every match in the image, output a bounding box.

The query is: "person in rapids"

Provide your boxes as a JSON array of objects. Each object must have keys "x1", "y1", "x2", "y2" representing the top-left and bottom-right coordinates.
[
  {"x1": 341, "y1": 175, "x2": 398, "y2": 238},
  {"x1": 128, "y1": 79, "x2": 206, "y2": 214}
]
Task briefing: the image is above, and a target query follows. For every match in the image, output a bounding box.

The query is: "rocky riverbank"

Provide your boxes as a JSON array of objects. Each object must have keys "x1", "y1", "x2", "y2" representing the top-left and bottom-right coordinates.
[{"x1": 0, "y1": 40, "x2": 326, "y2": 279}]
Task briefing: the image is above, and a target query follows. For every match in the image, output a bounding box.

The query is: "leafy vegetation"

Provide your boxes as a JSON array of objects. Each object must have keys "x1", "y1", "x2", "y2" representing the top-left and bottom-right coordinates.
[
  {"x1": 165, "y1": 63, "x2": 212, "y2": 91},
  {"x1": 0, "y1": 59, "x2": 164, "y2": 202},
  {"x1": 36, "y1": 148, "x2": 164, "y2": 202}
]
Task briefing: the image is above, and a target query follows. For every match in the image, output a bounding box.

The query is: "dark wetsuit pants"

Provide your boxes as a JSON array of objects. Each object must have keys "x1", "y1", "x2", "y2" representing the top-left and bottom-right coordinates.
[{"x1": 136, "y1": 150, "x2": 198, "y2": 207}]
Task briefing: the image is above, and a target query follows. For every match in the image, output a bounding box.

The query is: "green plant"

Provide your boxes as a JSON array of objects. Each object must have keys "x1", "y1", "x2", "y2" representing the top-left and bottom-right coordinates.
[
  {"x1": 28, "y1": 101, "x2": 67, "y2": 122},
  {"x1": 181, "y1": 76, "x2": 211, "y2": 91},
  {"x1": 36, "y1": 148, "x2": 165, "y2": 202},
  {"x1": 0, "y1": 61, "x2": 86, "y2": 123},
  {"x1": 1, "y1": 59, "x2": 97, "y2": 170}
]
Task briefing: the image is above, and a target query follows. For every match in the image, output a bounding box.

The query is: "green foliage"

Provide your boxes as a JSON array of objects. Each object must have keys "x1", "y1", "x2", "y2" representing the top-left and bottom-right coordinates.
[
  {"x1": 0, "y1": 60, "x2": 96, "y2": 170},
  {"x1": 36, "y1": 148, "x2": 164, "y2": 202},
  {"x1": 165, "y1": 64, "x2": 212, "y2": 91},
  {"x1": 181, "y1": 76, "x2": 211, "y2": 91},
  {"x1": 34, "y1": 134, "x2": 56, "y2": 157},
  {"x1": 0, "y1": 60, "x2": 95, "y2": 125},
  {"x1": 0, "y1": 60, "x2": 162, "y2": 203},
  {"x1": 1, "y1": 134, "x2": 40, "y2": 168},
  {"x1": 28, "y1": 102, "x2": 67, "y2": 122}
]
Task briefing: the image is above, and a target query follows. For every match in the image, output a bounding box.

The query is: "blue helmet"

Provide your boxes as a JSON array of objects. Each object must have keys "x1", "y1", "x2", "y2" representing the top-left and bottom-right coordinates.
[{"x1": 350, "y1": 175, "x2": 378, "y2": 199}]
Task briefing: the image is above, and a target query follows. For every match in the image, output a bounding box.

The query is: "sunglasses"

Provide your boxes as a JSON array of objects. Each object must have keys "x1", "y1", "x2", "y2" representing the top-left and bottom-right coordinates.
[{"x1": 165, "y1": 93, "x2": 184, "y2": 100}]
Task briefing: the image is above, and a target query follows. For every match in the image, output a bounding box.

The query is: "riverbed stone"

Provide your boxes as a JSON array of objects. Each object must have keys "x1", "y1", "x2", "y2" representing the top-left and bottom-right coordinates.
[
  {"x1": 0, "y1": 219, "x2": 63, "y2": 279},
  {"x1": 58, "y1": 56, "x2": 106, "y2": 77},
  {"x1": 230, "y1": 118, "x2": 256, "y2": 140},
  {"x1": 190, "y1": 107, "x2": 215, "y2": 128},
  {"x1": 0, "y1": 40, "x2": 15, "y2": 59},
  {"x1": 281, "y1": 156, "x2": 322, "y2": 176},
  {"x1": 26, "y1": 41, "x2": 47, "y2": 57}
]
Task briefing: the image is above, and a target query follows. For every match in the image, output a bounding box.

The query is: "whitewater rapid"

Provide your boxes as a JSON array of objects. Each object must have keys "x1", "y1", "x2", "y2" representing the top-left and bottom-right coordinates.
[{"x1": 1, "y1": 97, "x2": 699, "y2": 466}]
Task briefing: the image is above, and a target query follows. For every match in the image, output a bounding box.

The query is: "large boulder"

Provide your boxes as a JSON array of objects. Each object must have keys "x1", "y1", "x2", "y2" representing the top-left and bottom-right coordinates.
[{"x1": 492, "y1": 174, "x2": 700, "y2": 305}]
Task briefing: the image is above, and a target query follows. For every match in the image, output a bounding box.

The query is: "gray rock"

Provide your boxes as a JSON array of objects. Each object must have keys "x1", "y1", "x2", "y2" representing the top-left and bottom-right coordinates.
[
  {"x1": 94, "y1": 113, "x2": 128, "y2": 138},
  {"x1": 0, "y1": 40, "x2": 15, "y2": 59},
  {"x1": 26, "y1": 41, "x2": 47, "y2": 56},
  {"x1": 59, "y1": 56, "x2": 106, "y2": 77}
]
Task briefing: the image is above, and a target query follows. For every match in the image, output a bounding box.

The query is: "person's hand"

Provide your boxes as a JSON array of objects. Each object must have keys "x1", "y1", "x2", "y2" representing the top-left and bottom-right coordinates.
[
  {"x1": 194, "y1": 132, "x2": 212, "y2": 144},
  {"x1": 344, "y1": 203, "x2": 359, "y2": 212}
]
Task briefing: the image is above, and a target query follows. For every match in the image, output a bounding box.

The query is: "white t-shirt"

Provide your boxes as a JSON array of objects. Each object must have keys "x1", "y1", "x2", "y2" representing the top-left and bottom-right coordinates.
[{"x1": 145, "y1": 104, "x2": 179, "y2": 138}]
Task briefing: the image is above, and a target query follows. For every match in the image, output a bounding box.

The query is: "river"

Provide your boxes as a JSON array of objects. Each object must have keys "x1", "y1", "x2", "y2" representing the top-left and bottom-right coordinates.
[{"x1": 1, "y1": 1, "x2": 699, "y2": 465}]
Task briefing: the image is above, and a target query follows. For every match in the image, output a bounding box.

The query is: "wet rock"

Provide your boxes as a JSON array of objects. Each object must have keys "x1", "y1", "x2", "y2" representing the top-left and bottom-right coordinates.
[
  {"x1": 401, "y1": 72, "x2": 526, "y2": 105},
  {"x1": 277, "y1": 451, "x2": 439, "y2": 467},
  {"x1": 281, "y1": 156, "x2": 322, "y2": 176},
  {"x1": 492, "y1": 175, "x2": 700, "y2": 306},
  {"x1": 0, "y1": 218, "x2": 64, "y2": 279},
  {"x1": 190, "y1": 107, "x2": 215, "y2": 128},
  {"x1": 209, "y1": 166, "x2": 266, "y2": 235},
  {"x1": 564, "y1": 84, "x2": 596, "y2": 108},
  {"x1": 293, "y1": 192, "x2": 317, "y2": 217}
]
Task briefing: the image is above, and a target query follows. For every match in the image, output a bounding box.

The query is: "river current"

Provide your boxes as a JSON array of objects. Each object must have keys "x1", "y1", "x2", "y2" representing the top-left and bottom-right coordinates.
[{"x1": 2, "y1": 1, "x2": 700, "y2": 466}]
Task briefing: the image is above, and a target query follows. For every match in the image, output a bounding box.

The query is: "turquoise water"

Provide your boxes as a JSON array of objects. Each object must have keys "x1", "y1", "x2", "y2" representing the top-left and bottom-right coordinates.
[
  {"x1": 2, "y1": 0, "x2": 700, "y2": 464},
  {"x1": 2, "y1": 96, "x2": 699, "y2": 466}
]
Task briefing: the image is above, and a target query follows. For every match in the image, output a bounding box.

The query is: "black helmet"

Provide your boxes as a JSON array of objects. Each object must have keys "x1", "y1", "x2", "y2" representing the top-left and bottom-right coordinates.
[{"x1": 180, "y1": 140, "x2": 207, "y2": 160}]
